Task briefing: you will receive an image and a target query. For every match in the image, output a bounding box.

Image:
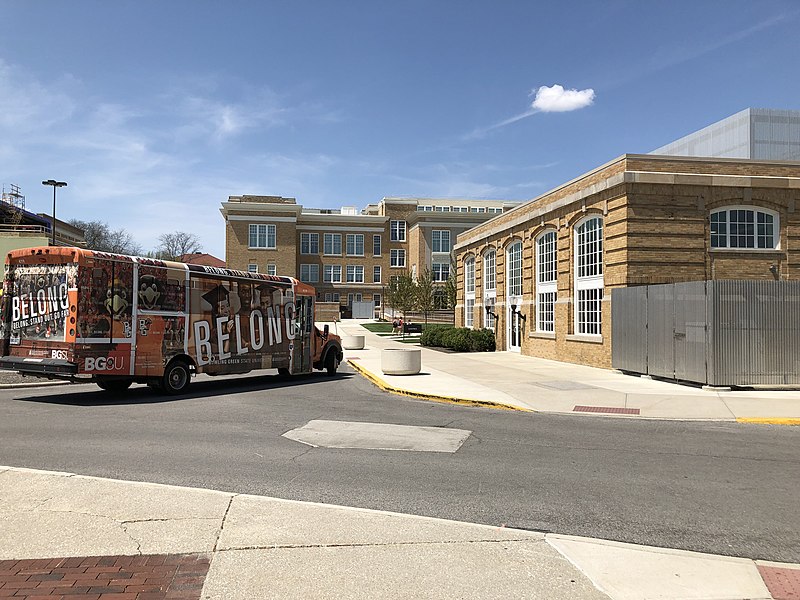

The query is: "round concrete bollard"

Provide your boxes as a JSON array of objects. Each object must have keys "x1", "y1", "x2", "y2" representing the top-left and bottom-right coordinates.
[
  {"x1": 381, "y1": 348, "x2": 421, "y2": 375},
  {"x1": 342, "y1": 335, "x2": 365, "y2": 350}
]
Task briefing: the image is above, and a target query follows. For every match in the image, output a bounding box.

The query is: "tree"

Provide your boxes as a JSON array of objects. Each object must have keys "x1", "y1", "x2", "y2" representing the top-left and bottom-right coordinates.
[
  {"x1": 389, "y1": 272, "x2": 417, "y2": 323},
  {"x1": 415, "y1": 268, "x2": 436, "y2": 326},
  {"x1": 69, "y1": 219, "x2": 142, "y2": 255},
  {"x1": 445, "y1": 270, "x2": 457, "y2": 311},
  {"x1": 156, "y1": 231, "x2": 202, "y2": 261}
]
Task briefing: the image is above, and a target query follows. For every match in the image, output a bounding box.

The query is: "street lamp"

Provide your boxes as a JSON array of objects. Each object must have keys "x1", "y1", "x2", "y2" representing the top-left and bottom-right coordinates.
[{"x1": 41, "y1": 180, "x2": 67, "y2": 246}]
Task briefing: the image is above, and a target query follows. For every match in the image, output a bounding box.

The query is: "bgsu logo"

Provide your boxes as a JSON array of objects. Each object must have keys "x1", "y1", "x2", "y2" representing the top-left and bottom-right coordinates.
[{"x1": 85, "y1": 356, "x2": 125, "y2": 371}]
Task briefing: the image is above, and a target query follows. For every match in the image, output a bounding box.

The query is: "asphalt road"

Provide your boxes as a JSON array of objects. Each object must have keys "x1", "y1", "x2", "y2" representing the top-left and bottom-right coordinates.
[{"x1": 1, "y1": 365, "x2": 799, "y2": 563}]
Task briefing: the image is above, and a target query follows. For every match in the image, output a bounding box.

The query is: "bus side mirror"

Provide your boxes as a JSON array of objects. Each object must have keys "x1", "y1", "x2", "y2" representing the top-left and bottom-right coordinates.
[{"x1": 323, "y1": 324, "x2": 329, "y2": 337}]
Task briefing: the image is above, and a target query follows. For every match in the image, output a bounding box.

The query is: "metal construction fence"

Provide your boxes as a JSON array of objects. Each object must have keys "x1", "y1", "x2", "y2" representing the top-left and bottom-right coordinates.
[{"x1": 612, "y1": 280, "x2": 800, "y2": 386}]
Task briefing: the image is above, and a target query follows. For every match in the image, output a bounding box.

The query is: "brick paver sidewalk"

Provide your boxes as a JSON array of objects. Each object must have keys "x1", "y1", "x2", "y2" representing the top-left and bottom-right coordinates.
[{"x1": 0, "y1": 553, "x2": 209, "y2": 600}]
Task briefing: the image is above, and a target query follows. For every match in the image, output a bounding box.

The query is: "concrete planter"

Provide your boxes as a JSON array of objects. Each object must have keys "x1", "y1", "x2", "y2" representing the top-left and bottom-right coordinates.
[
  {"x1": 342, "y1": 335, "x2": 365, "y2": 350},
  {"x1": 381, "y1": 348, "x2": 421, "y2": 375}
]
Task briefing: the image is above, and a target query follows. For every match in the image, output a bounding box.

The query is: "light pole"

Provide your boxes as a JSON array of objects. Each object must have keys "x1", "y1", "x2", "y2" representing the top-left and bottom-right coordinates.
[{"x1": 42, "y1": 180, "x2": 67, "y2": 246}]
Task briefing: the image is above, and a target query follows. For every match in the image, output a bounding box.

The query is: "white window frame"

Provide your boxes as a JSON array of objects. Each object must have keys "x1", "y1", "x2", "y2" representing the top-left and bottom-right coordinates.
[
  {"x1": 323, "y1": 264, "x2": 342, "y2": 283},
  {"x1": 373, "y1": 265, "x2": 381, "y2": 283},
  {"x1": 710, "y1": 205, "x2": 779, "y2": 250},
  {"x1": 390, "y1": 249, "x2": 406, "y2": 268},
  {"x1": 536, "y1": 230, "x2": 557, "y2": 333},
  {"x1": 247, "y1": 264, "x2": 258, "y2": 273},
  {"x1": 249, "y1": 223, "x2": 276, "y2": 249},
  {"x1": 464, "y1": 256, "x2": 475, "y2": 328},
  {"x1": 390, "y1": 220, "x2": 407, "y2": 242},
  {"x1": 300, "y1": 232, "x2": 319, "y2": 255},
  {"x1": 346, "y1": 265, "x2": 364, "y2": 283},
  {"x1": 373, "y1": 234, "x2": 382, "y2": 257},
  {"x1": 266, "y1": 264, "x2": 277, "y2": 276},
  {"x1": 300, "y1": 263, "x2": 319, "y2": 283},
  {"x1": 483, "y1": 249, "x2": 496, "y2": 330},
  {"x1": 574, "y1": 216, "x2": 604, "y2": 336},
  {"x1": 373, "y1": 293, "x2": 381, "y2": 306},
  {"x1": 507, "y1": 241, "x2": 523, "y2": 297},
  {"x1": 432, "y1": 230, "x2": 451, "y2": 253},
  {"x1": 323, "y1": 233, "x2": 342, "y2": 256},
  {"x1": 346, "y1": 233, "x2": 364, "y2": 256}
]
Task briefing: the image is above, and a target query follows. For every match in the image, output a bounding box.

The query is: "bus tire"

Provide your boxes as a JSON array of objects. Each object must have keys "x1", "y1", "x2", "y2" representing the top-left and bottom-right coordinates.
[
  {"x1": 96, "y1": 378, "x2": 133, "y2": 392},
  {"x1": 325, "y1": 351, "x2": 338, "y2": 377},
  {"x1": 162, "y1": 360, "x2": 191, "y2": 395}
]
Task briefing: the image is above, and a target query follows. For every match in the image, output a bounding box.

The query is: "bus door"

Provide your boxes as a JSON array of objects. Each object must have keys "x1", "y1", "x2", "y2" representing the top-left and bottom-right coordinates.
[{"x1": 294, "y1": 295, "x2": 313, "y2": 373}]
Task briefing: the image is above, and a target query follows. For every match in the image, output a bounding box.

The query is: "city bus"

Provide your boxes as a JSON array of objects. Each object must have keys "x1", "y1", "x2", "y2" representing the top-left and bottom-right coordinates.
[{"x1": 0, "y1": 246, "x2": 343, "y2": 394}]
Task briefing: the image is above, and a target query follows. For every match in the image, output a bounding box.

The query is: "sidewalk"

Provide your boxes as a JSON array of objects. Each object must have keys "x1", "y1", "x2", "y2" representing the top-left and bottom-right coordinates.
[
  {"x1": 2, "y1": 466, "x2": 798, "y2": 600},
  {"x1": 333, "y1": 320, "x2": 800, "y2": 424}
]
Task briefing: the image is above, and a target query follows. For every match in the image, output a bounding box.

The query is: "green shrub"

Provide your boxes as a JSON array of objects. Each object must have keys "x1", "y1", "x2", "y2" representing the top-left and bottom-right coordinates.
[
  {"x1": 444, "y1": 328, "x2": 471, "y2": 352},
  {"x1": 469, "y1": 328, "x2": 496, "y2": 352},
  {"x1": 420, "y1": 324, "x2": 449, "y2": 347}
]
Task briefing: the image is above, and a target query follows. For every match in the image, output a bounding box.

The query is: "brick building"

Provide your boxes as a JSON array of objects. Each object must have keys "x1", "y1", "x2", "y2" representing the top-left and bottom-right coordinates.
[
  {"x1": 220, "y1": 195, "x2": 519, "y2": 313},
  {"x1": 453, "y1": 154, "x2": 800, "y2": 368}
]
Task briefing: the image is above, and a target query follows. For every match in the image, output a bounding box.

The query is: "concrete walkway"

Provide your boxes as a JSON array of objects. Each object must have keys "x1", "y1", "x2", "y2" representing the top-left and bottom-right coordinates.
[
  {"x1": 3, "y1": 466, "x2": 798, "y2": 599},
  {"x1": 334, "y1": 320, "x2": 800, "y2": 423}
]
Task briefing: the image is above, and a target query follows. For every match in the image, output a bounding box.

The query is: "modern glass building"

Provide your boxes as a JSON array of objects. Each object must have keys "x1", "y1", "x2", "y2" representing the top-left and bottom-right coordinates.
[{"x1": 651, "y1": 108, "x2": 800, "y2": 160}]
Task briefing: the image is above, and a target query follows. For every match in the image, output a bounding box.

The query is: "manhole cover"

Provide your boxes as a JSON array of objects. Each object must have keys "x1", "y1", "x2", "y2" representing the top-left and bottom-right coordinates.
[{"x1": 283, "y1": 420, "x2": 471, "y2": 452}]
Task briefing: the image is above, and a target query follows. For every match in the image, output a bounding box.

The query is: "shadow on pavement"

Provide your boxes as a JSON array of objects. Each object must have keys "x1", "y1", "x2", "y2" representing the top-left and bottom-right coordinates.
[{"x1": 11, "y1": 370, "x2": 356, "y2": 407}]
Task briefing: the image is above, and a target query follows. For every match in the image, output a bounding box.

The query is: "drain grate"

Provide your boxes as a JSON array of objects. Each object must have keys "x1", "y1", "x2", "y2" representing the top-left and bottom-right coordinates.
[
  {"x1": 758, "y1": 565, "x2": 800, "y2": 600},
  {"x1": 573, "y1": 405, "x2": 641, "y2": 415}
]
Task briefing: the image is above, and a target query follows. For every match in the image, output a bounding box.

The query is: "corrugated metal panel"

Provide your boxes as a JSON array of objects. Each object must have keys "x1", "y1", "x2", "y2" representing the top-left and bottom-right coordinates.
[
  {"x1": 646, "y1": 284, "x2": 674, "y2": 379},
  {"x1": 611, "y1": 287, "x2": 647, "y2": 373},
  {"x1": 673, "y1": 282, "x2": 708, "y2": 384},
  {"x1": 711, "y1": 281, "x2": 800, "y2": 386}
]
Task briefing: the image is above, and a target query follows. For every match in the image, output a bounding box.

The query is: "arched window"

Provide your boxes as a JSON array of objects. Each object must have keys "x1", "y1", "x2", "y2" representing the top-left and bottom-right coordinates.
[
  {"x1": 507, "y1": 241, "x2": 522, "y2": 297},
  {"x1": 535, "y1": 231, "x2": 557, "y2": 333},
  {"x1": 710, "y1": 206, "x2": 779, "y2": 249},
  {"x1": 464, "y1": 257, "x2": 475, "y2": 328},
  {"x1": 483, "y1": 249, "x2": 496, "y2": 330},
  {"x1": 574, "y1": 217, "x2": 603, "y2": 336}
]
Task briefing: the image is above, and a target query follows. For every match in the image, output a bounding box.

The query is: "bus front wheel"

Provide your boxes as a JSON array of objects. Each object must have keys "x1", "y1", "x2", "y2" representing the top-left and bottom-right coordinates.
[
  {"x1": 162, "y1": 360, "x2": 191, "y2": 395},
  {"x1": 325, "y1": 351, "x2": 339, "y2": 377}
]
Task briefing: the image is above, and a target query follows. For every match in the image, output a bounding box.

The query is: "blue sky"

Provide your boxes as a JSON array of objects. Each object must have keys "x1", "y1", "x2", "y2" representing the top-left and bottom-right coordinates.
[{"x1": 2, "y1": 0, "x2": 799, "y2": 258}]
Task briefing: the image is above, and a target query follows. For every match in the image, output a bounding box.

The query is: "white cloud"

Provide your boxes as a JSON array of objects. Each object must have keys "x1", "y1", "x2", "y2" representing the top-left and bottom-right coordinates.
[{"x1": 530, "y1": 84, "x2": 595, "y2": 113}]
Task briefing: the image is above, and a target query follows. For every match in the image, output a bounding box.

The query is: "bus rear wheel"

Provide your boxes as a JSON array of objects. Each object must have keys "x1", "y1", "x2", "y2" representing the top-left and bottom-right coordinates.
[
  {"x1": 96, "y1": 378, "x2": 133, "y2": 392},
  {"x1": 162, "y1": 360, "x2": 191, "y2": 395}
]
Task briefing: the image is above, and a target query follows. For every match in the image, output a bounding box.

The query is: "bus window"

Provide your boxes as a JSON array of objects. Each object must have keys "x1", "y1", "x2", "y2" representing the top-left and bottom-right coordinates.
[{"x1": 138, "y1": 265, "x2": 186, "y2": 312}]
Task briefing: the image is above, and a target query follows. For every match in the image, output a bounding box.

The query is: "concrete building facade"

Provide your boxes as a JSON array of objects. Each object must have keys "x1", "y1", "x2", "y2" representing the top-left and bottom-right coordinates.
[
  {"x1": 453, "y1": 154, "x2": 800, "y2": 368},
  {"x1": 221, "y1": 195, "x2": 519, "y2": 314}
]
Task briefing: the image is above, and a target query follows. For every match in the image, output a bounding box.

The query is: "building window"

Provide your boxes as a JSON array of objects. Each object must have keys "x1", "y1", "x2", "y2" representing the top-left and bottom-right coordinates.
[
  {"x1": 247, "y1": 264, "x2": 258, "y2": 273},
  {"x1": 249, "y1": 224, "x2": 276, "y2": 249},
  {"x1": 432, "y1": 230, "x2": 451, "y2": 253},
  {"x1": 300, "y1": 232, "x2": 319, "y2": 254},
  {"x1": 346, "y1": 233, "x2": 364, "y2": 256},
  {"x1": 452, "y1": 206, "x2": 468, "y2": 213},
  {"x1": 434, "y1": 206, "x2": 451, "y2": 212},
  {"x1": 710, "y1": 206, "x2": 778, "y2": 249},
  {"x1": 465, "y1": 298, "x2": 474, "y2": 328},
  {"x1": 390, "y1": 220, "x2": 406, "y2": 242},
  {"x1": 418, "y1": 205, "x2": 433, "y2": 212},
  {"x1": 373, "y1": 293, "x2": 381, "y2": 306},
  {"x1": 373, "y1": 234, "x2": 382, "y2": 257},
  {"x1": 432, "y1": 262, "x2": 450, "y2": 282},
  {"x1": 267, "y1": 264, "x2": 277, "y2": 276},
  {"x1": 346, "y1": 265, "x2": 364, "y2": 283},
  {"x1": 324, "y1": 233, "x2": 342, "y2": 255},
  {"x1": 484, "y1": 296, "x2": 496, "y2": 331},
  {"x1": 574, "y1": 217, "x2": 603, "y2": 336},
  {"x1": 373, "y1": 265, "x2": 381, "y2": 283},
  {"x1": 483, "y1": 249, "x2": 496, "y2": 292},
  {"x1": 536, "y1": 231, "x2": 557, "y2": 333},
  {"x1": 390, "y1": 249, "x2": 406, "y2": 267},
  {"x1": 507, "y1": 241, "x2": 522, "y2": 297},
  {"x1": 300, "y1": 264, "x2": 319, "y2": 283},
  {"x1": 464, "y1": 257, "x2": 475, "y2": 294},
  {"x1": 323, "y1": 264, "x2": 342, "y2": 283}
]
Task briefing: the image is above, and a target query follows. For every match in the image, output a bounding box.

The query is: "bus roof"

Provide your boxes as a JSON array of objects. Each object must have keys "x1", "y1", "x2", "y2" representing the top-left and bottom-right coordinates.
[{"x1": 5, "y1": 246, "x2": 303, "y2": 289}]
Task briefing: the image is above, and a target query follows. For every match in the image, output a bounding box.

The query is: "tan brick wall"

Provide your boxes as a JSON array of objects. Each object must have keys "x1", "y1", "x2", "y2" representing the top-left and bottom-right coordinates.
[
  {"x1": 455, "y1": 159, "x2": 800, "y2": 370},
  {"x1": 225, "y1": 219, "x2": 297, "y2": 276}
]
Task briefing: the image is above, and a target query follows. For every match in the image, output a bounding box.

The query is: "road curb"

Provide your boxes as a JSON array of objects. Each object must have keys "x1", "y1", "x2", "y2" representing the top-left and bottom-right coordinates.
[
  {"x1": 346, "y1": 359, "x2": 531, "y2": 412},
  {"x1": 0, "y1": 380, "x2": 70, "y2": 390},
  {"x1": 736, "y1": 417, "x2": 800, "y2": 426}
]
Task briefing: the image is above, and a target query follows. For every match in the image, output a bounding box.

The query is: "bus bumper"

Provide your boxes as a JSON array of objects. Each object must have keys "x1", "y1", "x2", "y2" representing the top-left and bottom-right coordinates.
[{"x1": 0, "y1": 356, "x2": 78, "y2": 376}]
